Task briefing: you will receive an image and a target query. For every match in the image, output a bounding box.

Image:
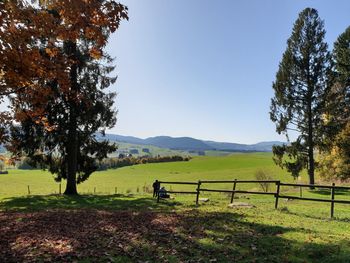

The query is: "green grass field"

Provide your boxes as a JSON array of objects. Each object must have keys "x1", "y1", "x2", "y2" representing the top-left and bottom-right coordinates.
[
  {"x1": 109, "y1": 141, "x2": 190, "y2": 157},
  {"x1": 0, "y1": 153, "x2": 303, "y2": 197},
  {"x1": 1, "y1": 153, "x2": 350, "y2": 262}
]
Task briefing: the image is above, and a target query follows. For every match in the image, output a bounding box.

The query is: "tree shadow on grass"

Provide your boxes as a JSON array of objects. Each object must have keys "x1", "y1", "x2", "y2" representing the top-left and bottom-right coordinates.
[
  {"x1": 0, "y1": 208, "x2": 348, "y2": 263},
  {"x1": 177, "y1": 211, "x2": 349, "y2": 263},
  {"x1": 311, "y1": 188, "x2": 350, "y2": 196},
  {"x1": 0, "y1": 194, "x2": 181, "y2": 212},
  {"x1": 278, "y1": 205, "x2": 350, "y2": 222}
]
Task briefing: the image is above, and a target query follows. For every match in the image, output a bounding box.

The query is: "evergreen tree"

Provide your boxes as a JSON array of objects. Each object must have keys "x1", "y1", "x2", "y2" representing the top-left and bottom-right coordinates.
[
  {"x1": 270, "y1": 8, "x2": 332, "y2": 184},
  {"x1": 7, "y1": 1, "x2": 128, "y2": 195},
  {"x1": 331, "y1": 26, "x2": 350, "y2": 125},
  {"x1": 318, "y1": 26, "x2": 350, "y2": 180}
]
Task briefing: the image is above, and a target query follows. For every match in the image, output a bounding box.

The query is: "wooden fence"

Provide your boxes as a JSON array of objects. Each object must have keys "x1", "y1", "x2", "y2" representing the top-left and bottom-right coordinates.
[{"x1": 156, "y1": 180, "x2": 350, "y2": 218}]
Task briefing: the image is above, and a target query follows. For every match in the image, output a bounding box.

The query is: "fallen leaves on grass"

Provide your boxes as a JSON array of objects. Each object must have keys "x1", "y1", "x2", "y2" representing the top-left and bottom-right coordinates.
[
  {"x1": 0, "y1": 209, "x2": 342, "y2": 262},
  {"x1": 0, "y1": 210, "x2": 181, "y2": 262}
]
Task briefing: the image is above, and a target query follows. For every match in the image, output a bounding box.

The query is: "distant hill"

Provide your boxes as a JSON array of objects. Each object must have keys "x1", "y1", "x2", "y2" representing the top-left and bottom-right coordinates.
[
  {"x1": 0, "y1": 134, "x2": 284, "y2": 154},
  {"x1": 200, "y1": 140, "x2": 284, "y2": 152},
  {"x1": 144, "y1": 136, "x2": 213, "y2": 150},
  {"x1": 97, "y1": 133, "x2": 284, "y2": 152},
  {"x1": 96, "y1": 134, "x2": 146, "y2": 145},
  {"x1": 247, "y1": 141, "x2": 285, "y2": 152},
  {"x1": 204, "y1": 141, "x2": 249, "y2": 151}
]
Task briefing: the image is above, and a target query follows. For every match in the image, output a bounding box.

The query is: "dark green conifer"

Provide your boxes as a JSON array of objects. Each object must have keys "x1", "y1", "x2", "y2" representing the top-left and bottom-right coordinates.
[{"x1": 270, "y1": 8, "x2": 332, "y2": 184}]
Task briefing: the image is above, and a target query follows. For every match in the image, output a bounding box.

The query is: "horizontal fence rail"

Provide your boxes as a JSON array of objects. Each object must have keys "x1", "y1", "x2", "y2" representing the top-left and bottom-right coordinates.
[
  {"x1": 200, "y1": 180, "x2": 279, "y2": 184},
  {"x1": 166, "y1": 191, "x2": 197, "y2": 194},
  {"x1": 279, "y1": 182, "x2": 350, "y2": 190},
  {"x1": 158, "y1": 181, "x2": 198, "y2": 185},
  {"x1": 155, "y1": 179, "x2": 350, "y2": 218},
  {"x1": 200, "y1": 188, "x2": 276, "y2": 195},
  {"x1": 278, "y1": 195, "x2": 350, "y2": 204}
]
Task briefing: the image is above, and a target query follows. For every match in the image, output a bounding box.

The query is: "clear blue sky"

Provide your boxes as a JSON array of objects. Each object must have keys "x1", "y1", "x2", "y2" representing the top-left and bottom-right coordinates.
[{"x1": 106, "y1": 0, "x2": 350, "y2": 144}]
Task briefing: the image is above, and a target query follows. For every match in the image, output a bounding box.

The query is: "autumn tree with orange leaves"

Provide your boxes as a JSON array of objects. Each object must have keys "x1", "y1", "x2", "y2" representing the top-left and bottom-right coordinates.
[
  {"x1": 0, "y1": 1, "x2": 58, "y2": 142},
  {"x1": 0, "y1": 0, "x2": 128, "y2": 194}
]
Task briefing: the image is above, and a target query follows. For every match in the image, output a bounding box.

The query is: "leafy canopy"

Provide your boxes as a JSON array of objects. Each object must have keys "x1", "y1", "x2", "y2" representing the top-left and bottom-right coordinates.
[{"x1": 1, "y1": 0, "x2": 128, "y2": 191}]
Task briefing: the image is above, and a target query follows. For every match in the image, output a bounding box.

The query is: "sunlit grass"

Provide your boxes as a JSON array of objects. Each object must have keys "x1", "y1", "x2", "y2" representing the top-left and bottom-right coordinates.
[
  {"x1": 1, "y1": 153, "x2": 350, "y2": 262},
  {"x1": 0, "y1": 153, "x2": 306, "y2": 197}
]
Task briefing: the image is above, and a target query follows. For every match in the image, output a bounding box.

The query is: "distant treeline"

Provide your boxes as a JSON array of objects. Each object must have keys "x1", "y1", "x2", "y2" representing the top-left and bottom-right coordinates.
[
  {"x1": 17, "y1": 155, "x2": 191, "y2": 170},
  {"x1": 96, "y1": 155, "x2": 191, "y2": 171}
]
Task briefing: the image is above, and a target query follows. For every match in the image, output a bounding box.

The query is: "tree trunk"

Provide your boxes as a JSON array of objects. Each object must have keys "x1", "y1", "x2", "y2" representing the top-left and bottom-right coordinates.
[
  {"x1": 307, "y1": 91, "x2": 315, "y2": 189},
  {"x1": 64, "y1": 40, "x2": 79, "y2": 195},
  {"x1": 308, "y1": 140, "x2": 315, "y2": 187},
  {"x1": 64, "y1": 120, "x2": 78, "y2": 195}
]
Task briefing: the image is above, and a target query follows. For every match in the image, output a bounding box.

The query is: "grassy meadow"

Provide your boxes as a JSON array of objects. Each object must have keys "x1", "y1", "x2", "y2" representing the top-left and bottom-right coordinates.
[
  {"x1": 1, "y1": 153, "x2": 350, "y2": 262},
  {"x1": 0, "y1": 153, "x2": 300, "y2": 197},
  {"x1": 1, "y1": 152, "x2": 350, "y2": 217}
]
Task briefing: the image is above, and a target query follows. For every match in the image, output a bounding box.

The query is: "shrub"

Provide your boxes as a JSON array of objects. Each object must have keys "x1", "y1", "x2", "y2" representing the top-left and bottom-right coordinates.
[
  {"x1": 255, "y1": 169, "x2": 273, "y2": 192},
  {"x1": 143, "y1": 184, "x2": 152, "y2": 193},
  {"x1": 318, "y1": 124, "x2": 350, "y2": 182}
]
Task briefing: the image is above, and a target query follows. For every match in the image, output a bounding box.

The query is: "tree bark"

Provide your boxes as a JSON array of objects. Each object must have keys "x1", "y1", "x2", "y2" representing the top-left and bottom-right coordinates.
[
  {"x1": 64, "y1": 41, "x2": 79, "y2": 195},
  {"x1": 307, "y1": 89, "x2": 315, "y2": 189},
  {"x1": 64, "y1": 118, "x2": 78, "y2": 195},
  {"x1": 308, "y1": 136, "x2": 315, "y2": 187}
]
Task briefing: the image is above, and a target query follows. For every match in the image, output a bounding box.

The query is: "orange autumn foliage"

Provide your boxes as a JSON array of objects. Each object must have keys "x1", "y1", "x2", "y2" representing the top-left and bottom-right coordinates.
[{"x1": 0, "y1": 0, "x2": 128, "y2": 140}]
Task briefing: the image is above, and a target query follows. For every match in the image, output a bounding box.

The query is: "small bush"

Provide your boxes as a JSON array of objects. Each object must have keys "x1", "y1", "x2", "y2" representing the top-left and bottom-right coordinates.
[
  {"x1": 255, "y1": 169, "x2": 273, "y2": 192},
  {"x1": 142, "y1": 184, "x2": 152, "y2": 193}
]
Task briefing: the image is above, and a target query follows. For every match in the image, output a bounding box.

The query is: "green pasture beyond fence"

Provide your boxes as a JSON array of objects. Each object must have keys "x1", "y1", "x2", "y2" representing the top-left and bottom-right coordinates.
[
  {"x1": 22, "y1": 184, "x2": 149, "y2": 196},
  {"x1": 156, "y1": 180, "x2": 350, "y2": 218}
]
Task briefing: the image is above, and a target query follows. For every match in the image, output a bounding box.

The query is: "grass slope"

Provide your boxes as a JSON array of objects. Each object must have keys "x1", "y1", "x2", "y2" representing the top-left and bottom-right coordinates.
[{"x1": 0, "y1": 153, "x2": 300, "y2": 197}]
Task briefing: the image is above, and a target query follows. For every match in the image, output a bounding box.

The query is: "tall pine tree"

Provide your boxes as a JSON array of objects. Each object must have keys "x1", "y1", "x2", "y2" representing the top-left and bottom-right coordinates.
[
  {"x1": 270, "y1": 8, "x2": 332, "y2": 185},
  {"x1": 332, "y1": 26, "x2": 350, "y2": 124}
]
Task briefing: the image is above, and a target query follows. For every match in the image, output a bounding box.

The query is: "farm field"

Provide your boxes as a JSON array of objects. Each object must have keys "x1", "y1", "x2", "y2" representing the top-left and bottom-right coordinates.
[
  {"x1": 0, "y1": 153, "x2": 302, "y2": 197},
  {"x1": 108, "y1": 141, "x2": 190, "y2": 158},
  {"x1": 1, "y1": 153, "x2": 350, "y2": 262}
]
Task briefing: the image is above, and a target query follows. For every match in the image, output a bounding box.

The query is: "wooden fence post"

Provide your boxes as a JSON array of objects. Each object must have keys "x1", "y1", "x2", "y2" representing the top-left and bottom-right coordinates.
[
  {"x1": 59, "y1": 183, "x2": 61, "y2": 195},
  {"x1": 330, "y1": 183, "x2": 335, "y2": 218},
  {"x1": 115, "y1": 187, "x2": 117, "y2": 195},
  {"x1": 196, "y1": 180, "x2": 201, "y2": 206},
  {"x1": 300, "y1": 186, "x2": 302, "y2": 198},
  {"x1": 94, "y1": 187, "x2": 96, "y2": 194},
  {"x1": 275, "y1": 181, "x2": 280, "y2": 209},
  {"x1": 157, "y1": 182, "x2": 161, "y2": 203},
  {"x1": 230, "y1": 179, "x2": 237, "y2": 203},
  {"x1": 27, "y1": 185, "x2": 30, "y2": 195}
]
